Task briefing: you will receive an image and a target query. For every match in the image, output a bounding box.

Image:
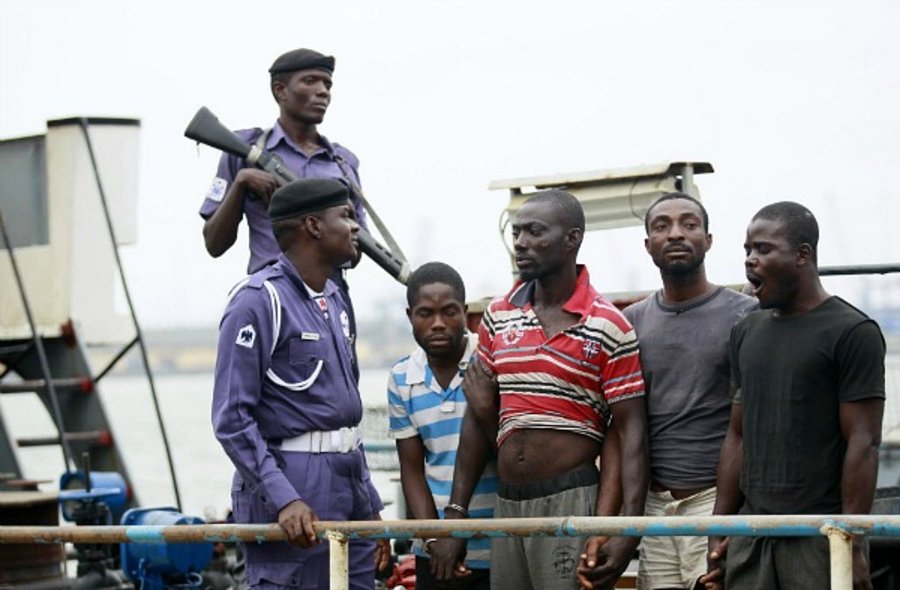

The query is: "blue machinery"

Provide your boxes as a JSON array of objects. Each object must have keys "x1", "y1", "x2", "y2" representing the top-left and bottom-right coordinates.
[
  {"x1": 52, "y1": 467, "x2": 211, "y2": 590},
  {"x1": 119, "y1": 508, "x2": 210, "y2": 590},
  {"x1": 2, "y1": 515, "x2": 900, "y2": 590}
]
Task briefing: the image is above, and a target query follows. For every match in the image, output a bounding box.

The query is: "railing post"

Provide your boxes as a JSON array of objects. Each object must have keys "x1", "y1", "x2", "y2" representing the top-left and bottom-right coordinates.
[
  {"x1": 326, "y1": 530, "x2": 349, "y2": 590},
  {"x1": 824, "y1": 526, "x2": 852, "y2": 590}
]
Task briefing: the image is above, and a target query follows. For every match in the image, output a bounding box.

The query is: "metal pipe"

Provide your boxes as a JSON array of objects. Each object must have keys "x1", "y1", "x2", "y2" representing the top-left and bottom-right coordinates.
[
  {"x1": 16, "y1": 430, "x2": 110, "y2": 448},
  {"x1": 2, "y1": 515, "x2": 900, "y2": 544},
  {"x1": 0, "y1": 376, "x2": 89, "y2": 394},
  {"x1": 824, "y1": 526, "x2": 853, "y2": 590},
  {"x1": 327, "y1": 531, "x2": 349, "y2": 590},
  {"x1": 819, "y1": 263, "x2": 900, "y2": 276},
  {"x1": 92, "y1": 336, "x2": 139, "y2": 383},
  {"x1": 681, "y1": 164, "x2": 696, "y2": 198}
]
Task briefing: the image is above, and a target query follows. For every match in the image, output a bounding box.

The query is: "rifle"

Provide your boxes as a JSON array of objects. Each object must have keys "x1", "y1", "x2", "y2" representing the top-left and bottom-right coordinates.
[{"x1": 185, "y1": 107, "x2": 410, "y2": 285}]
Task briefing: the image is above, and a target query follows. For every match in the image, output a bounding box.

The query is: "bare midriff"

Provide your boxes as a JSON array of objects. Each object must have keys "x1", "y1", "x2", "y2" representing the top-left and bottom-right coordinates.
[{"x1": 498, "y1": 429, "x2": 601, "y2": 484}]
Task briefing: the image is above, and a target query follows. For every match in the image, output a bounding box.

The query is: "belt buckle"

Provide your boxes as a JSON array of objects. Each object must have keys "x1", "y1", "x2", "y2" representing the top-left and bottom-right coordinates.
[{"x1": 338, "y1": 427, "x2": 355, "y2": 453}]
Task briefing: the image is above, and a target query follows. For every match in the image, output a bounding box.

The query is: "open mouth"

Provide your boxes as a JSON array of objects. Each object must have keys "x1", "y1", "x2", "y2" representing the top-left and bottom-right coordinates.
[{"x1": 746, "y1": 273, "x2": 763, "y2": 296}]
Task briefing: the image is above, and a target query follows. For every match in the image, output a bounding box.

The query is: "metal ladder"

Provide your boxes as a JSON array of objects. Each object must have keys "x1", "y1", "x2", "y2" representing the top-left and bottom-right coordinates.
[
  {"x1": 0, "y1": 151, "x2": 182, "y2": 515},
  {"x1": 0, "y1": 324, "x2": 137, "y2": 498},
  {"x1": 0, "y1": 207, "x2": 137, "y2": 501}
]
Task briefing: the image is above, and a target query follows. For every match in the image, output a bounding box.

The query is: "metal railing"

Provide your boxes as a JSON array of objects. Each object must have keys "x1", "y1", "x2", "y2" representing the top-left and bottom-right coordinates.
[{"x1": 2, "y1": 515, "x2": 900, "y2": 590}]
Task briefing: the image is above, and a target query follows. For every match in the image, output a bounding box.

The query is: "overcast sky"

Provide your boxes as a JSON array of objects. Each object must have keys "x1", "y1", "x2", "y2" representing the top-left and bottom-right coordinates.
[{"x1": 2, "y1": 0, "x2": 899, "y2": 329}]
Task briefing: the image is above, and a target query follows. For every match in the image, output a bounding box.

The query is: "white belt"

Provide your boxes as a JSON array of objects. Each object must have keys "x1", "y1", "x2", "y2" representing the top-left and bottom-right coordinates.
[{"x1": 279, "y1": 427, "x2": 361, "y2": 454}]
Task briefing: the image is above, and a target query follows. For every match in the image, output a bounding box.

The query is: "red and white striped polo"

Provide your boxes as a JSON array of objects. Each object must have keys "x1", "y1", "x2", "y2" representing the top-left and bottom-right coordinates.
[{"x1": 477, "y1": 266, "x2": 645, "y2": 446}]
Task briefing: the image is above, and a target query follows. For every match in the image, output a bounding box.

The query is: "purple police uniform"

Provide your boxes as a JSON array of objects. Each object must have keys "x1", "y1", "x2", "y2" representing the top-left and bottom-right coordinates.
[
  {"x1": 212, "y1": 253, "x2": 382, "y2": 589},
  {"x1": 198, "y1": 121, "x2": 367, "y2": 274}
]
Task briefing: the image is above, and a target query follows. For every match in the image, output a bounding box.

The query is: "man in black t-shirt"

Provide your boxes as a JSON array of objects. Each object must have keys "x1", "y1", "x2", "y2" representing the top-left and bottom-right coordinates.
[{"x1": 703, "y1": 201, "x2": 885, "y2": 590}]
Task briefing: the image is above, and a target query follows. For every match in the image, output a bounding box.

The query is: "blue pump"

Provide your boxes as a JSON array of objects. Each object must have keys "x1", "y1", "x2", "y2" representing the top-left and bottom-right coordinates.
[
  {"x1": 120, "y1": 508, "x2": 213, "y2": 590},
  {"x1": 59, "y1": 470, "x2": 128, "y2": 522}
]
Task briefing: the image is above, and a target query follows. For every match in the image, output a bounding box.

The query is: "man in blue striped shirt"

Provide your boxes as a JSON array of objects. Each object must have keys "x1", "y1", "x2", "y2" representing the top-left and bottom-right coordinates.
[{"x1": 388, "y1": 262, "x2": 498, "y2": 589}]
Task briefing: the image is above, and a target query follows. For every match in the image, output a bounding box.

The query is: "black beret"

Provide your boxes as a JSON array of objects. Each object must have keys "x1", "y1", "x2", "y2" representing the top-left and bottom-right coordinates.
[
  {"x1": 269, "y1": 178, "x2": 350, "y2": 221},
  {"x1": 269, "y1": 48, "x2": 335, "y2": 75}
]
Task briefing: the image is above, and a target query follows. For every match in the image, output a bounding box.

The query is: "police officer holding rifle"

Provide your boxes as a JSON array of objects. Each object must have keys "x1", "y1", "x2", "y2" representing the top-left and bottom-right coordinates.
[{"x1": 190, "y1": 48, "x2": 409, "y2": 380}]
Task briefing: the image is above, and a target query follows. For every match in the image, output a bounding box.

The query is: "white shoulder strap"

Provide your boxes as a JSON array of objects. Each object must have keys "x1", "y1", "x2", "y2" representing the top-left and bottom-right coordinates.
[
  {"x1": 262, "y1": 280, "x2": 281, "y2": 356},
  {"x1": 262, "y1": 279, "x2": 323, "y2": 391}
]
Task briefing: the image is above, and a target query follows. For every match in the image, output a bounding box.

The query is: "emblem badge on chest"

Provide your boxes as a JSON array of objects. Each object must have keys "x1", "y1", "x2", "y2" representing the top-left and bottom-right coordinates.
[
  {"x1": 501, "y1": 323, "x2": 524, "y2": 346},
  {"x1": 582, "y1": 339, "x2": 600, "y2": 359}
]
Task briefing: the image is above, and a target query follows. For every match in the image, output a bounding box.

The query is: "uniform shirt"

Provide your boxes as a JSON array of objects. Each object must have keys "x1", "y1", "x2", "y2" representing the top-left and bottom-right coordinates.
[
  {"x1": 198, "y1": 120, "x2": 366, "y2": 274},
  {"x1": 731, "y1": 296, "x2": 885, "y2": 515},
  {"x1": 478, "y1": 266, "x2": 645, "y2": 447},
  {"x1": 212, "y1": 253, "x2": 382, "y2": 514},
  {"x1": 624, "y1": 287, "x2": 757, "y2": 489},
  {"x1": 387, "y1": 333, "x2": 498, "y2": 569}
]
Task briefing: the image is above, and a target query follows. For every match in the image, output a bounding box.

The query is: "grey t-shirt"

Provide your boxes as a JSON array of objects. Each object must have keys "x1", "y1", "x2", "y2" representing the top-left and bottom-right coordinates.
[{"x1": 624, "y1": 286, "x2": 757, "y2": 489}]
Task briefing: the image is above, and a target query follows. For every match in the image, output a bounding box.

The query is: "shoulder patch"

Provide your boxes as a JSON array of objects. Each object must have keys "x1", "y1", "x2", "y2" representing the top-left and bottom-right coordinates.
[
  {"x1": 205, "y1": 177, "x2": 228, "y2": 203},
  {"x1": 236, "y1": 324, "x2": 257, "y2": 349}
]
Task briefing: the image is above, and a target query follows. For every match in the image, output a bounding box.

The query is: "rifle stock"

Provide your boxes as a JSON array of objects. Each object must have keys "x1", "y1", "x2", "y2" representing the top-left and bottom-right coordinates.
[
  {"x1": 185, "y1": 107, "x2": 409, "y2": 285},
  {"x1": 184, "y1": 107, "x2": 253, "y2": 161}
]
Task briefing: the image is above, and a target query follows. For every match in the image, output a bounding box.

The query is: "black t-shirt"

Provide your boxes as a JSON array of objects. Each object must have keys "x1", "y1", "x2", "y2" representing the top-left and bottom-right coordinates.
[{"x1": 730, "y1": 296, "x2": 885, "y2": 514}]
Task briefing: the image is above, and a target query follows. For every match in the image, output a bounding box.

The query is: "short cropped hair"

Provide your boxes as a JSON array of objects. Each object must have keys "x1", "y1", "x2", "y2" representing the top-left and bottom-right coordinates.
[
  {"x1": 752, "y1": 201, "x2": 819, "y2": 255},
  {"x1": 523, "y1": 190, "x2": 585, "y2": 232},
  {"x1": 270, "y1": 71, "x2": 293, "y2": 87},
  {"x1": 644, "y1": 192, "x2": 709, "y2": 233},
  {"x1": 406, "y1": 262, "x2": 466, "y2": 308},
  {"x1": 271, "y1": 217, "x2": 304, "y2": 251},
  {"x1": 270, "y1": 71, "x2": 294, "y2": 102}
]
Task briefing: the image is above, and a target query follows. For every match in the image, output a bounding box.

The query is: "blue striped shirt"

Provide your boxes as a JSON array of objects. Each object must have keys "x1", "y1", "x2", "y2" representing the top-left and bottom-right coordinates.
[{"x1": 387, "y1": 334, "x2": 498, "y2": 569}]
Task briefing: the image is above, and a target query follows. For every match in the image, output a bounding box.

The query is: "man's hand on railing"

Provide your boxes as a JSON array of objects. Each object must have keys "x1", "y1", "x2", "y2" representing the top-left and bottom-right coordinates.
[
  {"x1": 429, "y1": 537, "x2": 469, "y2": 581},
  {"x1": 699, "y1": 536, "x2": 728, "y2": 590},
  {"x1": 277, "y1": 499, "x2": 319, "y2": 548},
  {"x1": 577, "y1": 535, "x2": 636, "y2": 589},
  {"x1": 373, "y1": 513, "x2": 391, "y2": 572}
]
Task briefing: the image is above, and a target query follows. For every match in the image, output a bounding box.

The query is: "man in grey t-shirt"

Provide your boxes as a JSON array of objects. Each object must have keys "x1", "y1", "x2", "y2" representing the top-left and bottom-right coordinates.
[{"x1": 623, "y1": 193, "x2": 756, "y2": 590}]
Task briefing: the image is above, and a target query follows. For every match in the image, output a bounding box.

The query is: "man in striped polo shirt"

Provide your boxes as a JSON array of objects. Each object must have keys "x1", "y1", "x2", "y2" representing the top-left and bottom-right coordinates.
[
  {"x1": 388, "y1": 262, "x2": 499, "y2": 589},
  {"x1": 434, "y1": 190, "x2": 649, "y2": 590}
]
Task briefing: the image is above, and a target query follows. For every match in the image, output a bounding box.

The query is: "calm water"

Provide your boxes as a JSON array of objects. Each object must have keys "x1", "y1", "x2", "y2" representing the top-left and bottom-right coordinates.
[{"x1": 0, "y1": 369, "x2": 403, "y2": 520}]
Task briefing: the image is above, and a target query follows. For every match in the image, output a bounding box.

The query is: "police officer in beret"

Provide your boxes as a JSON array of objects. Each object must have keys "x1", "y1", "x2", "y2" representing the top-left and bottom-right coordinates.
[
  {"x1": 212, "y1": 178, "x2": 388, "y2": 589},
  {"x1": 199, "y1": 48, "x2": 366, "y2": 271},
  {"x1": 199, "y1": 48, "x2": 365, "y2": 377}
]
